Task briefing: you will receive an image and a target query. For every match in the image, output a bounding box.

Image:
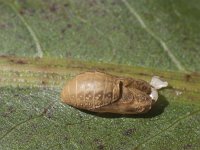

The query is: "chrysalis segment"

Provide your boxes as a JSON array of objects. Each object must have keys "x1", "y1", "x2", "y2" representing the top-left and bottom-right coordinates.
[{"x1": 61, "y1": 72, "x2": 120, "y2": 109}]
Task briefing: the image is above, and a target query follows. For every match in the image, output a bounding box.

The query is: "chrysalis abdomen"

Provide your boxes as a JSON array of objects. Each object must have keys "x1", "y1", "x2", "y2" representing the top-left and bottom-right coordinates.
[{"x1": 61, "y1": 72, "x2": 120, "y2": 109}]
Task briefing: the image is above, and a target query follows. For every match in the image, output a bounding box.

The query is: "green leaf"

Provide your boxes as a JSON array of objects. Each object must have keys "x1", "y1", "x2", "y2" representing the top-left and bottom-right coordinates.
[{"x1": 0, "y1": 0, "x2": 200, "y2": 150}]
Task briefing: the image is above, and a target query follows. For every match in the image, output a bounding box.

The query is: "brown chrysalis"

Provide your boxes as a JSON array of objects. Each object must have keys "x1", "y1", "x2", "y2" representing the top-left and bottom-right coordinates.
[{"x1": 61, "y1": 71, "x2": 168, "y2": 114}]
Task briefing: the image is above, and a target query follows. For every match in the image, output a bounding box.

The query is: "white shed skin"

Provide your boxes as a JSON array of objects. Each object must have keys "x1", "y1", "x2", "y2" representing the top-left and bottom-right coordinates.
[{"x1": 150, "y1": 76, "x2": 168, "y2": 101}]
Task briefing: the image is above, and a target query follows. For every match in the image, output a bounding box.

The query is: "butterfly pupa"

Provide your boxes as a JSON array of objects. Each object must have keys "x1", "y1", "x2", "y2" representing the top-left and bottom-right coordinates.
[{"x1": 61, "y1": 71, "x2": 168, "y2": 114}]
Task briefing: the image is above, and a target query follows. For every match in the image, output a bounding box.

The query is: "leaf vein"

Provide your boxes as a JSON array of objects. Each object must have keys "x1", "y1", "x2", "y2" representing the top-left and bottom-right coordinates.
[
  {"x1": 133, "y1": 109, "x2": 200, "y2": 149},
  {"x1": 6, "y1": 2, "x2": 43, "y2": 58},
  {"x1": 122, "y1": 0, "x2": 187, "y2": 72},
  {"x1": 0, "y1": 115, "x2": 42, "y2": 141}
]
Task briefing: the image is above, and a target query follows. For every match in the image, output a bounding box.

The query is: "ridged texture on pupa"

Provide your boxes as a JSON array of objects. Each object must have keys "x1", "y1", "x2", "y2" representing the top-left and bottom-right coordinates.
[{"x1": 61, "y1": 72, "x2": 120, "y2": 109}]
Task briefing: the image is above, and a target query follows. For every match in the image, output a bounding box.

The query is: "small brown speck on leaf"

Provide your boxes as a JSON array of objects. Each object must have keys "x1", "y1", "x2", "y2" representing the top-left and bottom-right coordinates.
[
  {"x1": 49, "y1": 3, "x2": 59, "y2": 12},
  {"x1": 64, "y1": 3, "x2": 70, "y2": 7},
  {"x1": 67, "y1": 24, "x2": 72, "y2": 28},
  {"x1": 19, "y1": 9, "x2": 25, "y2": 15},
  {"x1": 63, "y1": 134, "x2": 69, "y2": 141},
  {"x1": 16, "y1": 60, "x2": 28, "y2": 65},
  {"x1": 79, "y1": 140, "x2": 84, "y2": 145},
  {"x1": 93, "y1": 138, "x2": 105, "y2": 150},
  {"x1": 122, "y1": 128, "x2": 136, "y2": 136},
  {"x1": 185, "y1": 74, "x2": 191, "y2": 82},
  {"x1": 42, "y1": 103, "x2": 55, "y2": 118},
  {"x1": 41, "y1": 80, "x2": 48, "y2": 85},
  {"x1": 9, "y1": 59, "x2": 27, "y2": 65},
  {"x1": 46, "y1": 111, "x2": 53, "y2": 118}
]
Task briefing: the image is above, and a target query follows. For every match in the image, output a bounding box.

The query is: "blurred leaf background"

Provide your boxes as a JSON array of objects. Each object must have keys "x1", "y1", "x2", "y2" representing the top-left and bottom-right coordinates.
[{"x1": 0, "y1": 0, "x2": 200, "y2": 149}]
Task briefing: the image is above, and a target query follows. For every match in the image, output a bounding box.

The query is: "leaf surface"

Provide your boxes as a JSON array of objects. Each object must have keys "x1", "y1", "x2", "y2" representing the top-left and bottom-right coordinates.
[{"x1": 0, "y1": 0, "x2": 200, "y2": 150}]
